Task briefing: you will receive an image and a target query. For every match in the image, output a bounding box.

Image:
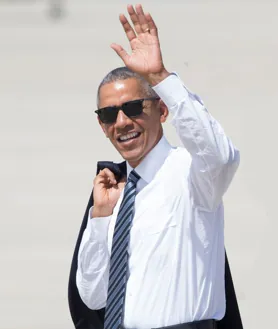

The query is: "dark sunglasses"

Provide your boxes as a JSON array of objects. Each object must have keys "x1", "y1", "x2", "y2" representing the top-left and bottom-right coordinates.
[{"x1": 95, "y1": 97, "x2": 160, "y2": 124}]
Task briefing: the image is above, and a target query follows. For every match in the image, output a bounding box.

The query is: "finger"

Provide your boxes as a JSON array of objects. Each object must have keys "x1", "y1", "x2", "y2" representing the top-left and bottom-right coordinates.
[
  {"x1": 145, "y1": 12, "x2": 158, "y2": 37},
  {"x1": 127, "y1": 4, "x2": 142, "y2": 34},
  {"x1": 102, "y1": 168, "x2": 117, "y2": 184},
  {"x1": 93, "y1": 173, "x2": 107, "y2": 187},
  {"x1": 119, "y1": 14, "x2": 136, "y2": 42},
  {"x1": 135, "y1": 4, "x2": 149, "y2": 33},
  {"x1": 98, "y1": 169, "x2": 117, "y2": 185},
  {"x1": 110, "y1": 43, "x2": 130, "y2": 65},
  {"x1": 94, "y1": 170, "x2": 109, "y2": 185}
]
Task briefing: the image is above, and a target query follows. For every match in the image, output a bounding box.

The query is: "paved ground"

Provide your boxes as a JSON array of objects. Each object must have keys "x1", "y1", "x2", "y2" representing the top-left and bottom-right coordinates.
[{"x1": 0, "y1": 1, "x2": 277, "y2": 328}]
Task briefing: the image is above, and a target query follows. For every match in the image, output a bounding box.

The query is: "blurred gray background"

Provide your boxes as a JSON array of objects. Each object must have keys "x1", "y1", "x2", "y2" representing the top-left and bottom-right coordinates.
[{"x1": 0, "y1": 0, "x2": 277, "y2": 328}]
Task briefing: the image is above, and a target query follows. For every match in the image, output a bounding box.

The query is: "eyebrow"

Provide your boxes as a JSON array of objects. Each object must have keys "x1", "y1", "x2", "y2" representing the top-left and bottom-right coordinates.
[{"x1": 99, "y1": 98, "x2": 143, "y2": 109}]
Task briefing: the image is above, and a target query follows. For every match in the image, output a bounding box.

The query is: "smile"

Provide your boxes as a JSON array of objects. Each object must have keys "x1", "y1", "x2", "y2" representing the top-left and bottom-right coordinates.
[{"x1": 118, "y1": 132, "x2": 141, "y2": 142}]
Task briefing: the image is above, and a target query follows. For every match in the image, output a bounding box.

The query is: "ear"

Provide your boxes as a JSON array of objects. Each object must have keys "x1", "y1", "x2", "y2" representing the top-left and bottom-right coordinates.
[
  {"x1": 158, "y1": 100, "x2": 169, "y2": 123},
  {"x1": 97, "y1": 116, "x2": 109, "y2": 137}
]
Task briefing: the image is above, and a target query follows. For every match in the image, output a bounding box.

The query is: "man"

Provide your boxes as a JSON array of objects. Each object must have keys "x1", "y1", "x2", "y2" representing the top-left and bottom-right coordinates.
[{"x1": 68, "y1": 4, "x2": 243, "y2": 329}]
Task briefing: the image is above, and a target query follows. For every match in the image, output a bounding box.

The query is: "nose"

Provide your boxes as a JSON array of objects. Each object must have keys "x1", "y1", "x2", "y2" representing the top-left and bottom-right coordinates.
[{"x1": 114, "y1": 109, "x2": 133, "y2": 130}]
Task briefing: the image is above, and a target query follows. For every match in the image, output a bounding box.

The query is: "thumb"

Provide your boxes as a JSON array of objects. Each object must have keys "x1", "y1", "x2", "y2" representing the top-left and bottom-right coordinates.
[{"x1": 110, "y1": 43, "x2": 129, "y2": 65}]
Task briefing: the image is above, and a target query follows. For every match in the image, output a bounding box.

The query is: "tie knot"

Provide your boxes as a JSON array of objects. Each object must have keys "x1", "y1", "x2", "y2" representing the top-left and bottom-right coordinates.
[{"x1": 128, "y1": 170, "x2": 140, "y2": 185}]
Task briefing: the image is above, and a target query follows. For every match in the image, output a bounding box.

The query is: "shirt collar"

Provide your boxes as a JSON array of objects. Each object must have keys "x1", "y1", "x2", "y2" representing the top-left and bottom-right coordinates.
[{"x1": 126, "y1": 135, "x2": 172, "y2": 184}]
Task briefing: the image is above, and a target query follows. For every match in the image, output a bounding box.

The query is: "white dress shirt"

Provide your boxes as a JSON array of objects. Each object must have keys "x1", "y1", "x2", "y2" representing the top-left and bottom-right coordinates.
[{"x1": 76, "y1": 74, "x2": 240, "y2": 329}]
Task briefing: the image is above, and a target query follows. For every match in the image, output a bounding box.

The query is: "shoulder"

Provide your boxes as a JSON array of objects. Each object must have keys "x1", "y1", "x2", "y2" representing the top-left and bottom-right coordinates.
[
  {"x1": 159, "y1": 146, "x2": 192, "y2": 179},
  {"x1": 168, "y1": 146, "x2": 192, "y2": 166}
]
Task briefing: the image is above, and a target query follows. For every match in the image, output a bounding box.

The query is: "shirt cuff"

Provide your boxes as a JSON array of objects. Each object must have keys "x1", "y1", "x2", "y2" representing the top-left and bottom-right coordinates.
[
  {"x1": 88, "y1": 206, "x2": 111, "y2": 241},
  {"x1": 152, "y1": 72, "x2": 190, "y2": 109}
]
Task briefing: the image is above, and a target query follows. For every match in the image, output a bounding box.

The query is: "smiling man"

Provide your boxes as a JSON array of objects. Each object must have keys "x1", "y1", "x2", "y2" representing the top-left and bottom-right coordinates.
[
  {"x1": 68, "y1": 4, "x2": 243, "y2": 329},
  {"x1": 96, "y1": 69, "x2": 166, "y2": 169}
]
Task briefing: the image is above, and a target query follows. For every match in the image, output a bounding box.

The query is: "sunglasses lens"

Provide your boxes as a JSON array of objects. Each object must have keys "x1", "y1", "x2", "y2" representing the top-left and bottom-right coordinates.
[
  {"x1": 123, "y1": 100, "x2": 143, "y2": 117},
  {"x1": 99, "y1": 107, "x2": 118, "y2": 123}
]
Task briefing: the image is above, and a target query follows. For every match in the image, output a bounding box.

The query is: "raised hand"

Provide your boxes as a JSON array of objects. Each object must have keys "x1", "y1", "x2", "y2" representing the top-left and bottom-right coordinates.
[
  {"x1": 92, "y1": 169, "x2": 126, "y2": 218},
  {"x1": 111, "y1": 4, "x2": 169, "y2": 85}
]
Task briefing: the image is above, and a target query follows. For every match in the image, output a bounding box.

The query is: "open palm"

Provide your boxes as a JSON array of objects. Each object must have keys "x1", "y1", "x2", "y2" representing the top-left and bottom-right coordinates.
[{"x1": 111, "y1": 4, "x2": 164, "y2": 76}]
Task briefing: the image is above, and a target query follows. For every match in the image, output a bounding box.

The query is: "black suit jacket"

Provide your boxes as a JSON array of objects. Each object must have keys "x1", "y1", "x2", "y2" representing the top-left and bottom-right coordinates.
[{"x1": 68, "y1": 161, "x2": 243, "y2": 329}]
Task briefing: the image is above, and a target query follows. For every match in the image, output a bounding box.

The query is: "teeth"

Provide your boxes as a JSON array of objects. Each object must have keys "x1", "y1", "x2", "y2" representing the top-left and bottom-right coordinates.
[{"x1": 119, "y1": 132, "x2": 139, "y2": 141}]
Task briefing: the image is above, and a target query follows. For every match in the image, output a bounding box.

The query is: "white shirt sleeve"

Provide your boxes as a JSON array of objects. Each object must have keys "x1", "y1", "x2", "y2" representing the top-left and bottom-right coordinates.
[
  {"x1": 153, "y1": 73, "x2": 240, "y2": 211},
  {"x1": 76, "y1": 206, "x2": 111, "y2": 309}
]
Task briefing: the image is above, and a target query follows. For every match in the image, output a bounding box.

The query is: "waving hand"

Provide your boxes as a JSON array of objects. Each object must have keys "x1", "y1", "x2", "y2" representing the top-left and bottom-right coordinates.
[{"x1": 111, "y1": 4, "x2": 169, "y2": 85}]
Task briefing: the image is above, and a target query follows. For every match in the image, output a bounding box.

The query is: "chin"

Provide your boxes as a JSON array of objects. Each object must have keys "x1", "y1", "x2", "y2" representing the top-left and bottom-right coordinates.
[{"x1": 122, "y1": 151, "x2": 144, "y2": 167}]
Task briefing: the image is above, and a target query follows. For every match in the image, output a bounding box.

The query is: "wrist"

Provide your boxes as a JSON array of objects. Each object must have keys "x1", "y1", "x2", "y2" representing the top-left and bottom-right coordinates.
[
  {"x1": 143, "y1": 68, "x2": 171, "y2": 86},
  {"x1": 92, "y1": 206, "x2": 113, "y2": 218}
]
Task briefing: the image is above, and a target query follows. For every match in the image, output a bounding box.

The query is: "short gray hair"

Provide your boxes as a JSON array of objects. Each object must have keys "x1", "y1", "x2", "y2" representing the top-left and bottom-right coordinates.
[{"x1": 97, "y1": 66, "x2": 158, "y2": 107}]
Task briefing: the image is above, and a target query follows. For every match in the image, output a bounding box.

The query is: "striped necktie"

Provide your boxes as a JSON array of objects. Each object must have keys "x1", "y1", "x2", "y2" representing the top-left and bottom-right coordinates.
[{"x1": 104, "y1": 170, "x2": 140, "y2": 329}]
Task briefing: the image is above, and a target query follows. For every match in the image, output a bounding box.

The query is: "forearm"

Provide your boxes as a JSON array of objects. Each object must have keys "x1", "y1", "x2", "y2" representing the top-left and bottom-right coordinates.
[
  {"x1": 170, "y1": 84, "x2": 237, "y2": 170},
  {"x1": 153, "y1": 74, "x2": 229, "y2": 160},
  {"x1": 76, "y1": 208, "x2": 111, "y2": 309},
  {"x1": 153, "y1": 73, "x2": 240, "y2": 210}
]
